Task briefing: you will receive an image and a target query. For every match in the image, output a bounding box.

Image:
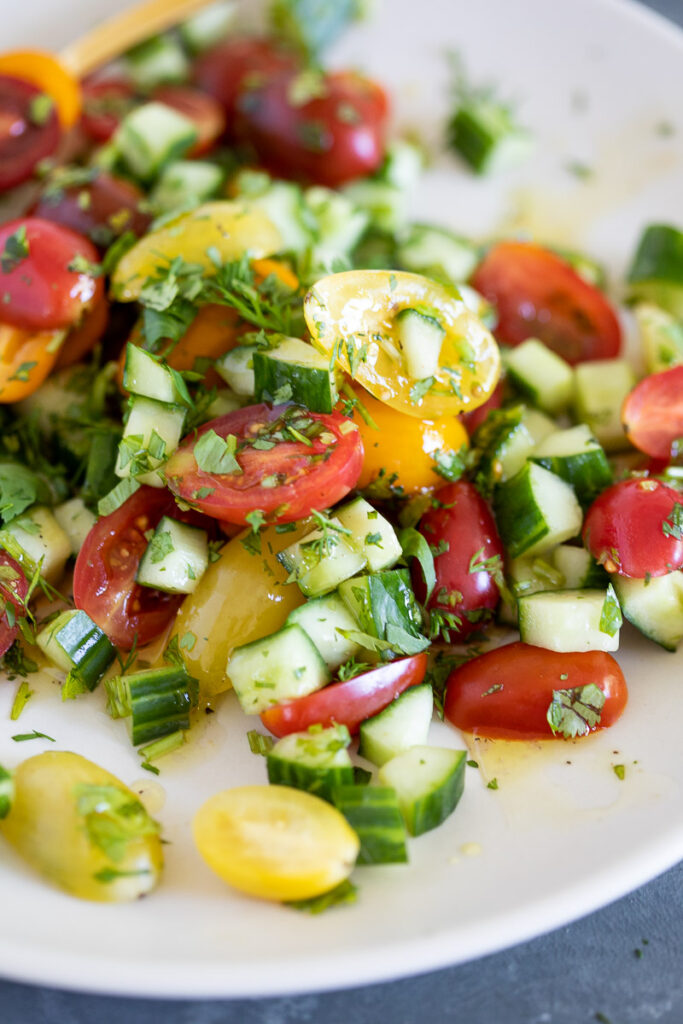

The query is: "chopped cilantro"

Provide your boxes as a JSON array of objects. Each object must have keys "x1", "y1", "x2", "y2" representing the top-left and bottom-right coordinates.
[
  {"x1": 398, "y1": 527, "x2": 436, "y2": 600},
  {"x1": 547, "y1": 683, "x2": 605, "y2": 739},
  {"x1": 662, "y1": 502, "x2": 683, "y2": 541},
  {"x1": 432, "y1": 446, "x2": 467, "y2": 482},
  {"x1": 93, "y1": 866, "x2": 152, "y2": 884},
  {"x1": 599, "y1": 583, "x2": 622, "y2": 637},
  {"x1": 194, "y1": 430, "x2": 241, "y2": 474},
  {"x1": 147, "y1": 529, "x2": 174, "y2": 565},
  {"x1": 1, "y1": 225, "x2": 29, "y2": 274},
  {"x1": 613, "y1": 764, "x2": 625, "y2": 780},
  {"x1": 409, "y1": 376, "x2": 435, "y2": 405},
  {"x1": 487, "y1": 778, "x2": 499, "y2": 790},
  {"x1": 9, "y1": 680, "x2": 33, "y2": 720}
]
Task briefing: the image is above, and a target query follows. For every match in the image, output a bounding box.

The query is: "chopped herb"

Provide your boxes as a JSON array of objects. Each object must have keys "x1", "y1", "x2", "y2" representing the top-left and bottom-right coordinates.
[
  {"x1": 12, "y1": 729, "x2": 55, "y2": 742},
  {"x1": 287, "y1": 878, "x2": 358, "y2": 913},
  {"x1": 1, "y1": 225, "x2": 29, "y2": 274},
  {"x1": 566, "y1": 160, "x2": 594, "y2": 180},
  {"x1": 599, "y1": 583, "x2": 622, "y2": 637},
  {"x1": 98, "y1": 478, "x2": 141, "y2": 517},
  {"x1": 432, "y1": 446, "x2": 467, "y2": 482},
  {"x1": 487, "y1": 778, "x2": 499, "y2": 790},
  {"x1": 245, "y1": 509, "x2": 267, "y2": 534},
  {"x1": 28, "y1": 93, "x2": 54, "y2": 125},
  {"x1": 409, "y1": 376, "x2": 435, "y2": 405},
  {"x1": 547, "y1": 683, "x2": 605, "y2": 739},
  {"x1": 466, "y1": 759, "x2": 479, "y2": 768},
  {"x1": 179, "y1": 631, "x2": 197, "y2": 652},
  {"x1": 0, "y1": 765, "x2": 12, "y2": 818},
  {"x1": 194, "y1": 430, "x2": 241, "y2": 474},
  {"x1": 147, "y1": 529, "x2": 174, "y2": 565},
  {"x1": 365, "y1": 531, "x2": 383, "y2": 547},
  {"x1": 3, "y1": 642, "x2": 39, "y2": 679},
  {"x1": 398, "y1": 527, "x2": 436, "y2": 601},
  {"x1": 7, "y1": 361, "x2": 38, "y2": 383},
  {"x1": 10, "y1": 680, "x2": 33, "y2": 720},
  {"x1": 662, "y1": 502, "x2": 683, "y2": 541},
  {"x1": 337, "y1": 657, "x2": 373, "y2": 681},
  {"x1": 75, "y1": 783, "x2": 160, "y2": 861},
  {"x1": 613, "y1": 764, "x2": 625, "y2": 780},
  {"x1": 93, "y1": 866, "x2": 152, "y2": 884},
  {"x1": 247, "y1": 730, "x2": 274, "y2": 755}
]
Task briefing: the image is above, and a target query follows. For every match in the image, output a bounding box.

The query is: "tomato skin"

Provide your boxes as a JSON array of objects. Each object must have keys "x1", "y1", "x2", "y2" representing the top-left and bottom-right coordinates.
[
  {"x1": 444, "y1": 642, "x2": 628, "y2": 740},
  {"x1": 413, "y1": 481, "x2": 505, "y2": 640},
  {"x1": 81, "y1": 77, "x2": 136, "y2": 142},
  {"x1": 192, "y1": 37, "x2": 298, "y2": 137},
  {"x1": 33, "y1": 170, "x2": 150, "y2": 247},
  {"x1": 0, "y1": 552, "x2": 28, "y2": 658},
  {"x1": 0, "y1": 219, "x2": 103, "y2": 332},
  {"x1": 0, "y1": 75, "x2": 61, "y2": 191},
  {"x1": 235, "y1": 70, "x2": 388, "y2": 187},
  {"x1": 164, "y1": 404, "x2": 364, "y2": 525},
  {"x1": 583, "y1": 477, "x2": 683, "y2": 578},
  {"x1": 622, "y1": 364, "x2": 683, "y2": 460},
  {"x1": 260, "y1": 654, "x2": 428, "y2": 737},
  {"x1": 461, "y1": 379, "x2": 505, "y2": 436},
  {"x1": 54, "y1": 297, "x2": 109, "y2": 370},
  {"x1": 73, "y1": 486, "x2": 188, "y2": 649},
  {"x1": 152, "y1": 85, "x2": 225, "y2": 155},
  {"x1": 471, "y1": 242, "x2": 622, "y2": 364}
]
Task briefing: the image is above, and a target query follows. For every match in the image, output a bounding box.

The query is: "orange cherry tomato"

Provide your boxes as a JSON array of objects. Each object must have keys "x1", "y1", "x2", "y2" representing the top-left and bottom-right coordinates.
[
  {"x1": 55, "y1": 297, "x2": 109, "y2": 370},
  {"x1": 348, "y1": 384, "x2": 468, "y2": 494},
  {"x1": 0, "y1": 52, "x2": 81, "y2": 128},
  {"x1": 0, "y1": 322, "x2": 64, "y2": 402}
]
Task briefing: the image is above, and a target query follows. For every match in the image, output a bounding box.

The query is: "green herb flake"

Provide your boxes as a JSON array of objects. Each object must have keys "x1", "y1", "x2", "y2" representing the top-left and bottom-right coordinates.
[
  {"x1": 432, "y1": 445, "x2": 467, "y2": 482},
  {"x1": 12, "y1": 729, "x2": 55, "y2": 742},
  {"x1": 10, "y1": 680, "x2": 33, "y2": 720},
  {"x1": 75, "y1": 783, "x2": 160, "y2": 861},
  {"x1": 247, "y1": 730, "x2": 274, "y2": 756},
  {"x1": 8, "y1": 361, "x2": 38, "y2": 384},
  {"x1": 547, "y1": 683, "x2": 606, "y2": 739},
  {"x1": 613, "y1": 764, "x2": 626, "y2": 780},
  {"x1": 98, "y1": 478, "x2": 141, "y2": 517},
  {"x1": 398, "y1": 527, "x2": 436, "y2": 601},
  {"x1": 28, "y1": 93, "x2": 54, "y2": 126},
  {"x1": 93, "y1": 866, "x2": 152, "y2": 884},
  {"x1": 194, "y1": 430, "x2": 241, "y2": 475},
  {"x1": 409, "y1": 376, "x2": 435, "y2": 405},
  {"x1": 662, "y1": 502, "x2": 683, "y2": 541},
  {"x1": 147, "y1": 529, "x2": 174, "y2": 565},
  {"x1": 599, "y1": 583, "x2": 622, "y2": 637},
  {"x1": 0, "y1": 764, "x2": 13, "y2": 818},
  {"x1": 487, "y1": 778, "x2": 499, "y2": 790},
  {"x1": 1, "y1": 225, "x2": 30, "y2": 274}
]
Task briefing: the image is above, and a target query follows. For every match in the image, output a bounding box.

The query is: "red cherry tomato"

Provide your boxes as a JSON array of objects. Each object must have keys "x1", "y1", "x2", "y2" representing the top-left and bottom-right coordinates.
[
  {"x1": 33, "y1": 169, "x2": 151, "y2": 247},
  {"x1": 0, "y1": 552, "x2": 28, "y2": 658},
  {"x1": 0, "y1": 218, "x2": 103, "y2": 332},
  {"x1": 164, "y1": 404, "x2": 364, "y2": 525},
  {"x1": 583, "y1": 477, "x2": 683, "y2": 577},
  {"x1": 471, "y1": 241, "x2": 622, "y2": 364},
  {"x1": 260, "y1": 654, "x2": 428, "y2": 737},
  {"x1": 152, "y1": 85, "x2": 225, "y2": 156},
  {"x1": 54, "y1": 296, "x2": 109, "y2": 369},
  {"x1": 81, "y1": 77, "x2": 136, "y2": 142},
  {"x1": 461, "y1": 379, "x2": 505, "y2": 436},
  {"x1": 0, "y1": 74, "x2": 60, "y2": 191},
  {"x1": 73, "y1": 485, "x2": 189, "y2": 649},
  {"x1": 235, "y1": 70, "x2": 388, "y2": 187},
  {"x1": 192, "y1": 37, "x2": 298, "y2": 137},
  {"x1": 444, "y1": 641, "x2": 628, "y2": 740},
  {"x1": 413, "y1": 481, "x2": 505, "y2": 641},
  {"x1": 621, "y1": 364, "x2": 683, "y2": 460}
]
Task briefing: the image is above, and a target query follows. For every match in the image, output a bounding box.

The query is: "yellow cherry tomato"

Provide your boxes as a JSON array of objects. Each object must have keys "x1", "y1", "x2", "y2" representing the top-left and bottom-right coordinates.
[
  {"x1": 193, "y1": 785, "x2": 359, "y2": 902},
  {"x1": 111, "y1": 202, "x2": 283, "y2": 302},
  {"x1": 0, "y1": 322, "x2": 65, "y2": 403},
  {"x1": 349, "y1": 384, "x2": 469, "y2": 494},
  {"x1": 168, "y1": 524, "x2": 307, "y2": 698},
  {"x1": 0, "y1": 751, "x2": 163, "y2": 902},
  {"x1": 305, "y1": 270, "x2": 500, "y2": 419},
  {"x1": 0, "y1": 51, "x2": 81, "y2": 127}
]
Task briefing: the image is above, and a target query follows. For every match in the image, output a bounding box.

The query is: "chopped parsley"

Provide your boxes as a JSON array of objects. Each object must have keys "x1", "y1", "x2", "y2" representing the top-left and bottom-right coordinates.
[
  {"x1": 75, "y1": 783, "x2": 160, "y2": 861},
  {"x1": 599, "y1": 584, "x2": 622, "y2": 637},
  {"x1": 1, "y1": 225, "x2": 29, "y2": 274},
  {"x1": 662, "y1": 502, "x2": 683, "y2": 541},
  {"x1": 546, "y1": 683, "x2": 605, "y2": 739},
  {"x1": 194, "y1": 430, "x2": 241, "y2": 475}
]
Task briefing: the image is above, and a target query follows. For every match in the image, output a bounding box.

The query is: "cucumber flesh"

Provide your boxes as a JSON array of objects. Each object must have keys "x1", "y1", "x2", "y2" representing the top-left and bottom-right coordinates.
[
  {"x1": 227, "y1": 623, "x2": 330, "y2": 714},
  {"x1": 358, "y1": 683, "x2": 433, "y2": 767},
  {"x1": 378, "y1": 746, "x2": 467, "y2": 837},
  {"x1": 395, "y1": 307, "x2": 445, "y2": 380},
  {"x1": 287, "y1": 594, "x2": 365, "y2": 671},
  {"x1": 613, "y1": 571, "x2": 683, "y2": 651},
  {"x1": 493, "y1": 462, "x2": 583, "y2": 558},
  {"x1": 332, "y1": 785, "x2": 408, "y2": 865},
  {"x1": 136, "y1": 516, "x2": 209, "y2": 594},
  {"x1": 266, "y1": 725, "x2": 354, "y2": 802},
  {"x1": 335, "y1": 496, "x2": 401, "y2": 572},
  {"x1": 518, "y1": 587, "x2": 621, "y2": 653},
  {"x1": 278, "y1": 518, "x2": 367, "y2": 598},
  {"x1": 505, "y1": 338, "x2": 574, "y2": 414}
]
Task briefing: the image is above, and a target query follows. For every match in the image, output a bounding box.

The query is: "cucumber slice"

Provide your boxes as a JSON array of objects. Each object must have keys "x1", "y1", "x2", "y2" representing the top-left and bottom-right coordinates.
[
  {"x1": 518, "y1": 587, "x2": 621, "y2": 652},
  {"x1": 343, "y1": 179, "x2": 407, "y2": 234},
  {"x1": 613, "y1": 571, "x2": 683, "y2": 651},
  {"x1": 628, "y1": 224, "x2": 683, "y2": 317},
  {"x1": 499, "y1": 552, "x2": 566, "y2": 625},
  {"x1": 573, "y1": 359, "x2": 636, "y2": 452},
  {"x1": 53, "y1": 498, "x2": 96, "y2": 556},
  {"x1": 150, "y1": 160, "x2": 225, "y2": 213},
  {"x1": 203, "y1": 388, "x2": 244, "y2": 420},
  {"x1": 633, "y1": 302, "x2": 683, "y2": 375},
  {"x1": 106, "y1": 665, "x2": 198, "y2": 745},
  {"x1": 124, "y1": 35, "x2": 189, "y2": 91},
  {"x1": 234, "y1": 170, "x2": 313, "y2": 254},
  {"x1": 358, "y1": 683, "x2": 433, "y2": 767},
  {"x1": 116, "y1": 396, "x2": 187, "y2": 487},
  {"x1": 137, "y1": 516, "x2": 209, "y2": 594},
  {"x1": 474, "y1": 404, "x2": 557, "y2": 490},
  {"x1": 335, "y1": 496, "x2": 401, "y2": 572},
  {"x1": 253, "y1": 335, "x2": 338, "y2": 413},
  {"x1": 266, "y1": 725, "x2": 354, "y2": 802},
  {"x1": 377, "y1": 139, "x2": 423, "y2": 192},
  {"x1": 277, "y1": 518, "x2": 366, "y2": 598},
  {"x1": 37, "y1": 609, "x2": 116, "y2": 689},
  {"x1": 115, "y1": 102, "x2": 197, "y2": 182},
  {"x1": 287, "y1": 594, "x2": 364, "y2": 671},
  {"x1": 123, "y1": 343, "x2": 188, "y2": 405},
  {"x1": 180, "y1": 1, "x2": 236, "y2": 53},
  {"x1": 505, "y1": 338, "x2": 574, "y2": 414},
  {"x1": 493, "y1": 462, "x2": 583, "y2": 558},
  {"x1": 378, "y1": 746, "x2": 467, "y2": 837},
  {"x1": 0, "y1": 506, "x2": 71, "y2": 584},
  {"x1": 395, "y1": 307, "x2": 445, "y2": 381},
  {"x1": 449, "y1": 97, "x2": 533, "y2": 174},
  {"x1": 332, "y1": 785, "x2": 408, "y2": 864},
  {"x1": 305, "y1": 185, "x2": 369, "y2": 271},
  {"x1": 215, "y1": 345, "x2": 257, "y2": 396},
  {"x1": 227, "y1": 624, "x2": 330, "y2": 714},
  {"x1": 397, "y1": 223, "x2": 479, "y2": 285},
  {"x1": 552, "y1": 544, "x2": 608, "y2": 589},
  {"x1": 530, "y1": 423, "x2": 613, "y2": 506},
  {"x1": 338, "y1": 569, "x2": 427, "y2": 652}
]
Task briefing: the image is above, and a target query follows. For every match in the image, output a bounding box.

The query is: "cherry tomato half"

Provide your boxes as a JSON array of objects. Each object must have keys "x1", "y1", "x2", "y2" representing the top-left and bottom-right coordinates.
[
  {"x1": 471, "y1": 241, "x2": 622, "y2": 364},
  {"x1": 81, "y1": 77, "x2": 137, "y2": 142},
  {"x1": 33, "y1": 169, "x2": 150, "y2": 247},
  {"x1": 164, "y1": 404, "x2": 363, "y2": 525},
  {"x1": 0, "y1": 218, "x2": 103, "y2": 332},
  {"x1": 0, "y1": 552, "x2": 28, "y2": 658},
  {"x1": 260, "y1": 654, "x2": 428, "y2": 737},
  {"x1": 0, "y1": 74, "x2": 60, "y2": 191},
  {"x1": 621, "y1": 364, "x2": 683, "y2": 460},
  {"x1": 0, "y1": 321, "x2": 65, "y2": 402},
  {"x1": 153, "y1": 85, "x2": 225, "y2": 156},
  {"x1": 54, "y1": 297, "x2": 109, "y2": 370},
  {"x1": 235, "y1": 70, "x2": 388, "y2": 187},
  {"x1": 583, "y1": 477, "x2": 683, "y2": 578},
  {"x1": 413, "y1": 481, "x2": 505, "y2": 640},
  {"x1": 444, "y1": 641, "x2": 627, "y2": 740},
  {"x1": 73, "y1": 485, "x2": 188, "y2": 649}
]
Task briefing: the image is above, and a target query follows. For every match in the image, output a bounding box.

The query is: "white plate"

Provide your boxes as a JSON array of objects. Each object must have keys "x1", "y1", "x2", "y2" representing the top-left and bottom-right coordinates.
[{"x1": 2, "y1": 0, "x2": 683, "y2": 999}]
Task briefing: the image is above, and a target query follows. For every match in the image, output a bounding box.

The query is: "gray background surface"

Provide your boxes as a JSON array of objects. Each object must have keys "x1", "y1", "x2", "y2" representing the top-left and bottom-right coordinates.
[{"x1": 2, "y1": 0, "x2": 682, "y2": 1020}]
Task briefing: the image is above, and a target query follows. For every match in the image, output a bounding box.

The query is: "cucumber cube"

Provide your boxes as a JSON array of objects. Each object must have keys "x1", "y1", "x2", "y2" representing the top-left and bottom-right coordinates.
[
  {"x1": 137, "y1": 516, "x2": 209, "y2": 594},
  {"x1": 115, "y1": 102, "x2": 198, "y2": 182},
  {"x1": 378, "y1": 746, "x2": 467, "y2": 836},
  {"x1": 573, "y1": 359, "x2": 636, "y2": 452},
  {"x1": 505, "y1": 338, "x2": 574, "y2": 414}
]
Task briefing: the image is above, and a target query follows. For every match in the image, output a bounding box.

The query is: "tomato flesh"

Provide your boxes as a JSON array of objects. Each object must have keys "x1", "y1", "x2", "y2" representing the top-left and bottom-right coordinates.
[
  {"x1": 260, "y1": 654, "x2": 428, "y2": 737},
  {"x1": 413, "y1": 481, "x2": 505, "y2": 640},
  {"x1": 0, "y1": 74, "x2": 60, "y2": 190},
  {"x1": 81, "y1": 77, "x2": 136, "y2": 142},
  {"x1": 164, "y1": 404, "x2": 364, "y2": 525},
  {"x1": 0, "y1": 218, "x2": 103, "y2": 332},
  {"x1": 583, "y1": 477, "x2": 683, "y2": 578},
  {"x1": 444, "y1": 642, "x2": 627, "y2": 740},
  {"x1": 152, "y1": 85, "x2": 225, "y2": 155},
  {"x1": 33, "y1": 170, "x2": 150, "y2": 247},
  {"x1": 471, "y1": 241, "x2": 622, "y2": 364},
  {"x1": 622, "y1": 364, "x2": 683, "y2": 460},
  {"x1": 0, "y1": 552, "x2": 28, "y2": 658}
]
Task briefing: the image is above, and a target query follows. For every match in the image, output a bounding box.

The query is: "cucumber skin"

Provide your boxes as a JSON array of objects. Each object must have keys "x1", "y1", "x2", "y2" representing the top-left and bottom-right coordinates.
[
  {"x1": 408, "y1": 752, "x2": 466, "y2": 837},
  {"x1": 332, "y1": 785, "x2": 408, "y2": 865},
  {"x1": 531, "y1": 449, "x2": 613, "y2": 507},
  {"x1": 266, "y1": 758, "x2": 354, "y2": 804},
  {"x1": 493, "y1": 465, "x2": 549, "y2": 558},
  {"x1": 253, "y1": 350, "x2": 337, "y2": 414}
]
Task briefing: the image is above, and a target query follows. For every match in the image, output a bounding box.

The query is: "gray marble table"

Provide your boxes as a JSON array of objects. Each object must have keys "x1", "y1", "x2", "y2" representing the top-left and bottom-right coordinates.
[{"x1": 2, "y1": 0, "x2": 683, "y2": 1020}]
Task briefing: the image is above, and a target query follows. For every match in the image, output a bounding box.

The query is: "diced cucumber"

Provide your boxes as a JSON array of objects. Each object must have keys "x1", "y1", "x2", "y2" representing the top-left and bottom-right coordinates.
[
  {"x1": 457, "y1": 283, "x2": 497, "y2": 328},
  {"x1": 493, "y1": 462, "x2": 583, "y2": 558},
  {"x1": 335, "y1": 496, "x2": 401, "y2": 572},
  {"x1": 203, "y1": 388, "x2": 244, "y2": 420},
  {"x1": 613, "y1": 571, "x2": 683, "y2": 651},
  {"x1": 53, "y1": 498, "x2": 96, "y2": 556},
  {"x1": 378, "y1": 746, "x2": 467, "y2": 837},
  {"x1": 518, "y1": 587, "x2": 621, "y2": 652},
  {"x1": 499, "y1": 551, "x2": 566, "y2": 625},
  {"x1": 150, "y1": 160, "x2": 225, "y2": 213},
  {"x1": 215, "y1": 345, "x2": 257, "y2": 396},
  {"x1": 115, "y1": 102, "x2": 197, "y2": 182},
  {"x1": 552, "y1": 544, "x2": 608, "y2": 589},
  {"x1": 343, "y1": 179, "x2": 407, "y2": 234},
  {"x1": 226, "y1": 623, "x2": 330, "y2": 714},
  {"x1": 0, "y1": 506, "x2": 71, "y2": 584},
  {"x1": 397, "y1": 223, "x2": 479, "y2": 284},
  {"x1": 277, "y1": 518, "x2": 367, "y2": 598},
  {"x1": 395, "y1": 307, "x2": 445, "y2": 381},
  {"x1": 253, "y1": 335, "x2": 338, "y2": 413},
  {"x1": 266, "y1": 724, "x2": 354, "y2": 802},
  {"x1": 287, "y1": 594, "x2": 364, "y2": 671},
  {"x1": 304, "y1": 186, "x2": 368, "y2": 271},
  {"x1": 449, "y1": 97, "x2": 533, "y2": 175},
  {"x1": 530, "y1": 423, "x2": 613, "y2": 506},
  {"x1": 633, "y1": 302, "x2": 683, "y2": 375},
  {"x1": 137, "y1": 516, "x2": 208, "y2": 594},
  {"x1": 332, "y1": 785, "x2": 408, "y2": 865},
  {"x1": 124, "y1": 35, "x2": 189, "y2": 91},
  {"x1": 180, "y1": 1, "x2": 236, "y2": 53},
  {"x1": 106, "y1": 665, "x2": 198, "y2": 745},
  {"x1": 474, "y1": 404, "x2": 557, "y2": 490},
  {"x1": 116, "y1": 396, "x2": 187, "y2": 487},
  {"x1": 123, "y1": 343, "x2": 189, "y2": 405},
  {"x1": 573, "y1": 359, "x2": 636, "y2": 452},
  {"x1": 627, "y1": 224, "x2": 683, "y2": 318},
  {"x1": 504, "y1": 338, "x2": 574, "y2": 414},
  {"x1": 358, "y1": 683, "x2": 433, "y2": 767},
  {"x1": 36, "y1": 609, "x2": 116, "y2": 689},
  {"x1": 338, "y1": 569, "x2": 427, "y2": 653},
  {"x1": 36, "y1": 609, "x2": 79, "y2": 672},
  {"x1": 552, "y1": 246, "x2": 607, "y2": 289},
  {"x1": 377, "y1": 139, "x2": 424, "y2": 192},
  {"x1": 234, "y1": 170, "x2": 313, "y2": 254}
]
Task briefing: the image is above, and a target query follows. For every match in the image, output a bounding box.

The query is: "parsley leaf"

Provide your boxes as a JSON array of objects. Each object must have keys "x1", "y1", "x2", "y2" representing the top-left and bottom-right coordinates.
[
  {"x1": 1, "y1": 226, "x2": 29, "y2": 274},
  {"x1": 398, "y1": 527, "x2": 436, "y2": 600},
  {"x1": 546, "y1": 683, "x2": 605, "y2": 739},
  {"x1": 663, "y1": 502, "x2": 683, "y2": 541},
  {"x1": 74, "y1": 783, "x2": 160, "y2": 862},
  {"x1": 599, "y1": 583, "x2": 622, "y2": 637},
  {"x1": 194, "y1": 430, "x2": 241, "y2": 474},
  {"x1": 147, "y1": 529, "x2": 174, "y2": 564},
  {"x1": 409, "y1": 376, "x2": 435, "y2": 405}
]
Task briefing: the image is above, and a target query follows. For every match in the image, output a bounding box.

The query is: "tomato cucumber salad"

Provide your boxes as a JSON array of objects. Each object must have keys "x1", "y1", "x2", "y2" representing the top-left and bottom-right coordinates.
[{"x1": 0, "y1": 0, "x2": 682, "y2": 911}]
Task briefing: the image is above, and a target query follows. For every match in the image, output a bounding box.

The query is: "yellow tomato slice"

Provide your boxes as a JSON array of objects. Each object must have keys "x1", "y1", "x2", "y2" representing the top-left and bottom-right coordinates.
[
  {"x1": 0, "y1": 51, "x2": 81, "y2": 127},
  {"x1": 111, "y1": 202, "x2": 283, "y2": 302},
  {"x1": 305, "y1": 270, "x2": 500, "y2": 419},
  {"x1": 193, "y1": 785, "x2": 359, "y2": 902}
]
